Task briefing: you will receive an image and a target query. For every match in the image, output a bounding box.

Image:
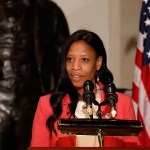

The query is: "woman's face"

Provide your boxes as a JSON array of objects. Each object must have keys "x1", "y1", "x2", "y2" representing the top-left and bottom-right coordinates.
[{"x1": 66, "y1": 40, "x2": 102, "y2": 93}]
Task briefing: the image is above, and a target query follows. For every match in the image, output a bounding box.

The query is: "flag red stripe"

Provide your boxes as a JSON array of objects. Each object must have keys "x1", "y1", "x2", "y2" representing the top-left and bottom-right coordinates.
[
  {"x1": 138, "y1": 111, "x2": 150, "y2": 147},
  {"x1": 141, "y1": 65, "x2": 150, "y2": 102},
  {"x1": 135, "y1": 47, "x2": 143, "y2": 69},
  {"x1": 132, "y1": 83, "x2": 139, "y2": 103}
]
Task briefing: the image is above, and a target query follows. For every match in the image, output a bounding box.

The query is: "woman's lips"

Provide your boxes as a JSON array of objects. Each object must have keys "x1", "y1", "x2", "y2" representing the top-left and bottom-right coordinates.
[{"x1": 71, "y1": 75, "x2": 81, "y2": 82}]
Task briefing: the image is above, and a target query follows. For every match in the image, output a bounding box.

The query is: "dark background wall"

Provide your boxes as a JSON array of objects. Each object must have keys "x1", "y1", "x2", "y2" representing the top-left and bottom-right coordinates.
[{"x1": 0, "y1": 1, "x2": 69, "y2": 150}]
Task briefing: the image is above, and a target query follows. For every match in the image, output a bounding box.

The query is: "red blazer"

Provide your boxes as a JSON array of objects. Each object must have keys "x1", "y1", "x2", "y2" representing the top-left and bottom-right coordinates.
[{"x1": 30, "y1": 83, "x2": 140, "y2": 147}]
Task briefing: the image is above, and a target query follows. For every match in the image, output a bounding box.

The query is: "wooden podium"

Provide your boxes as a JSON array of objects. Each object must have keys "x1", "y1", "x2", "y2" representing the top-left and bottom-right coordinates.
[
  {"x1": 29, "y1": 119, "x2": 144, "y2": 150},
  {"x1": 58, "y1": 119, "x2": 143, "y2": 136},
  {"x1": 58, "y1": 118, "x2": 143, "y2": 147}
]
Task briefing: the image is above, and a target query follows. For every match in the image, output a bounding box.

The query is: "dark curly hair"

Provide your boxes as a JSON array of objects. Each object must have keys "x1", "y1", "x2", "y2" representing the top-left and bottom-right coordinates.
[{"x1": 46, "y1": 29, "x2": 114, "y2": 137}]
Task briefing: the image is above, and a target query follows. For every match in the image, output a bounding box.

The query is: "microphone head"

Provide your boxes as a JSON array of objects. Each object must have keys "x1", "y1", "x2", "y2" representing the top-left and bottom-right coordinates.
[
  {"x1": 104, "y1": 83, "x2": 118, "y2": 104},
  {"x1": 83, "y1": 80, "x2": 94, "y2": 92},
  {"x1": 104, "y1": 83, "x2": 116, "y2": 94}
]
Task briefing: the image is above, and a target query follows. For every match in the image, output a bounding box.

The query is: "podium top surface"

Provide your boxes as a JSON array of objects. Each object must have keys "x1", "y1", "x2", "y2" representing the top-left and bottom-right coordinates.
[{"x1": 58, "y1": 119, "x2": 143, "y2": 136}]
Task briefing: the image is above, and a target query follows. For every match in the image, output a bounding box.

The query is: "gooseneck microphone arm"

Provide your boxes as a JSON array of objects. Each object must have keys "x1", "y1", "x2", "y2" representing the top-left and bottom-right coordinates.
[
  {"x1": 83, "y1": 80, "x2": 95, "y2": 119},
  {"x1": 103, "y1": 83, "x2": 118, "y2": 118}
]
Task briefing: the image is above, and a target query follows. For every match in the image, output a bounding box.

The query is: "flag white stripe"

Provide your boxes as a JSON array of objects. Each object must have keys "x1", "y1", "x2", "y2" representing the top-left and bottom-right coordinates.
[
  {"x1": 137, "y1": 32, "x2": 144, "y2": 53},
  {"x1": 132, "y1": 99, "x2": 138, "y2": 119},
  {"x1": 139, "y1": 81, "x2": 150, "y2": 138},
  {"x1": 133, "y1": 65, "x2": 141, "y2": 87}
]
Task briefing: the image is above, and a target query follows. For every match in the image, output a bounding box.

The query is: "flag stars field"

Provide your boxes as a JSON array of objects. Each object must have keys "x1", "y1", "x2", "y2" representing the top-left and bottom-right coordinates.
[
  {"x1": 145, "y1": 18, "x2": 150, "y2": 26},
  {"x1": 146, "y1": 50, "x2": 150, "y2": 58}
]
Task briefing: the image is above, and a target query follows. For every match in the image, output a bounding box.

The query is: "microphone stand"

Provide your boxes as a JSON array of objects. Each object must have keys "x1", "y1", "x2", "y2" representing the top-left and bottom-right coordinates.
[
  {"x1": 91, "y1": 98, "x2": 107, "y2": 119},
  {"x1": 91, "y1": 99, "x2": 107, "y2": 147},
  {"x1": 92, "y1": 98, "x2": 117, "y2": 147}
]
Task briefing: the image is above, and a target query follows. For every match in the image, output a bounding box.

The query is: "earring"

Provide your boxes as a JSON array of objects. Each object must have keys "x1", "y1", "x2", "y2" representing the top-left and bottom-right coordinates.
[{"x1": 97, "y1": 71, "x2": 100, "y2": 82}]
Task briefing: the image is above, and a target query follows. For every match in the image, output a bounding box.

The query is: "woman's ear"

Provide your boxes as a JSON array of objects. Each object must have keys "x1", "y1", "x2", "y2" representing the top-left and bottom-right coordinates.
[{"x1": 97, "y1": 56, "x2": 103, "y2": 70}]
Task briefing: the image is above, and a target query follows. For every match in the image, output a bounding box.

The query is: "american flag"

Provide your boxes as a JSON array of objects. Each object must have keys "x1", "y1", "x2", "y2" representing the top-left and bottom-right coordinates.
[{"x1": 132, "y1": 0, "x2": 150, "y2": 147}]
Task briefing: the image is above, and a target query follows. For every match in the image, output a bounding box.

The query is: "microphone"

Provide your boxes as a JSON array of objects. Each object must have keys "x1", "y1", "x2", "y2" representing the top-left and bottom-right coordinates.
[
  {"x1": 104, "y1": 83, "x2": 118, "y2": 118},
  {"x1": 83, "y1": 80, "x2": 95, "y2": 118}
]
